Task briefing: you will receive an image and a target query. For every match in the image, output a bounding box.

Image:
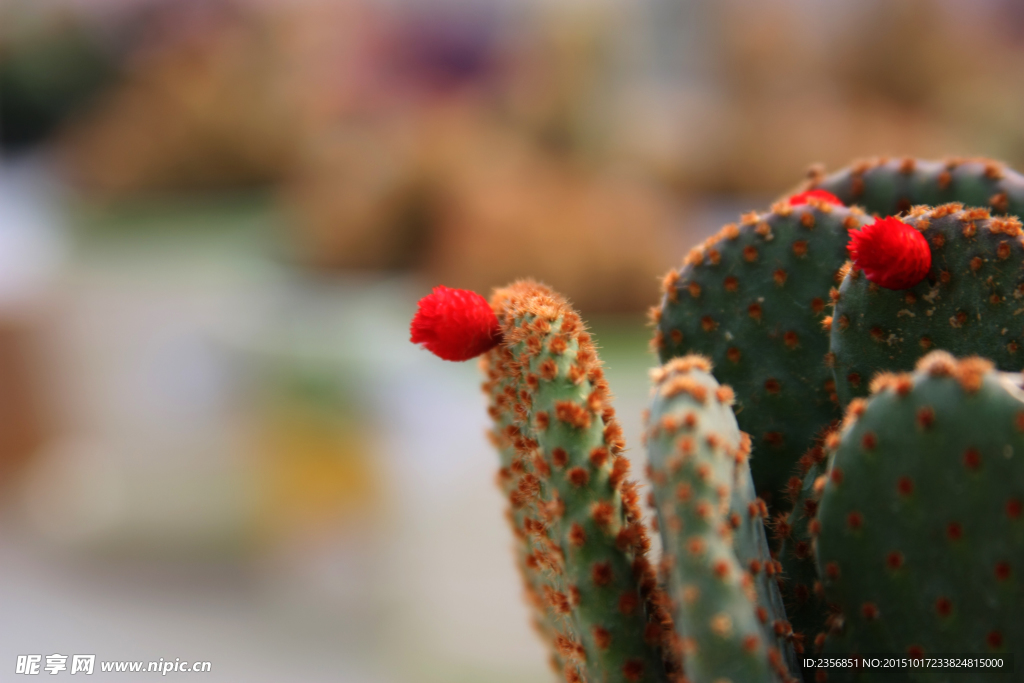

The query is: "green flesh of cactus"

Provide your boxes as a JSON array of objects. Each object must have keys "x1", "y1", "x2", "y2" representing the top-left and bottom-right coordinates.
[
  {"x1": 731, "y1": 452, "x2": 800, "y2": 677},
  {"x1": 815, "y1": 353, "x2": 1024, "y2": 680},
  {"x1": 492, "y1": 367, "x2": 583, "y2": 680},
  {"x1": 656, "y1": 201, "x2": 871, "y2": 510},
  {"x1": 645, "y1": 357, "x2": 797, "y2": 683},
  {"x1": 807, "y1": 157, "x2": 1024, "y2": 218},
  {"x1": 830, "y1": 204, "x2": 1024, "y2": 405},
  {"x1": 774, "y1": 446, "x2": 830, "y2": 657}
]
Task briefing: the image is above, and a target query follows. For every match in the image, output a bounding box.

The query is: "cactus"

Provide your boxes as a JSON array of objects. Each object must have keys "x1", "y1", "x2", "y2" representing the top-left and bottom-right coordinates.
[
  {"x1": 645, "y1": 356, "x2": 796, "y2": 683},
  {"x1": 409, "y1": 156, "x2": 1024, "y2": 683},
  {"x1": 478, "y1": 281, "x2": 677, "y2": 683},
  {"x1": 804, "y1": 157, "x2": 1024, "y2": 219},
  {"x1": 829, "y1": 204, "x2": 1024, "y2": 404},
  {"x1": 814, "y1": 352, "x2": 1024, "y2": 677},
  {"x1": 653, "y1": 194, "x2": 872, "y2": 510}
]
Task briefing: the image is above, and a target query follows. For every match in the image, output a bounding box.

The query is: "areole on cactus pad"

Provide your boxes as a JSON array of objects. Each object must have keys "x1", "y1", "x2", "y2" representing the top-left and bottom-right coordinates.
[{"x1": 410, "y1": 156, "x2": 1024, "y2": 683}]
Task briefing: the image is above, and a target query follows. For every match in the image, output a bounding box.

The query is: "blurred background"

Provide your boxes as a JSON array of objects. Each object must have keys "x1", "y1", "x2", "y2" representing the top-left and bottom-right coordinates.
[{"x1": 1, "y1": 0, "x2": 1023, "y2": 680}]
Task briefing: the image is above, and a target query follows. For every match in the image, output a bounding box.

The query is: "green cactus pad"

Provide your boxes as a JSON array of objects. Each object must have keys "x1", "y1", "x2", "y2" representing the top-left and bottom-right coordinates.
[
  {"x1": 806, "y1": 157, "x2": 1024, "y2": 218},
  {"x1": 731, "y1": 449, "x2": 801, "y2": 678},
  {"x1": 484, "y1": 281, "x2": 676, "y2": 683},
  {"x1": 655, "y1": 199, "x2": 872, "y2": 509},
  {"x1": 645, "y1": 356, "x2": 797, "y2": 683},
  {"x1": 815, "y1": 352, "x2": 1024, "y2": 678},
  {"x1": 830, "y1": 204, "x2": 1024, "y2": 404},
  {"x1": 773, "y1": 438, "x2": 831, "y2": 656},
  {"x1": 491, "y1": 383, "x2": 580, "y2": 679}
]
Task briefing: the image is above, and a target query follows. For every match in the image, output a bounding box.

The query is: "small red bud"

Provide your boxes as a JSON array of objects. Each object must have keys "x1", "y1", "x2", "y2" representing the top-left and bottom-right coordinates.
[
  {"x1": 848, "y1": 217, "x2": 931, "y2": 290},
  {"x1": 410, "y1": 286, "x2": 501, "y2": 361},
  {"x1": 789, "y1": 190, "x2": 844, "y2": 207}
]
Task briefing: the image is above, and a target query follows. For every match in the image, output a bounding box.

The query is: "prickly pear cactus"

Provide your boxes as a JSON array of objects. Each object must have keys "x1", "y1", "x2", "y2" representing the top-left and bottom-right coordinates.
[
  {"x1": 654, "y1": 195, "x2": 871, "y2": 509},
  {"x1": 805, "y1": 157, "x2": 1024, "y2": 218},
  {"x1": 482, "y1": 281, "x2": 677, "y2": 683},
  {"x1": 409, "y1": 156, "x2": 1024, "y2": 683},
  {"x1": 644, "y1": 356, "x2": 796, "y2": 683},
  {"x1": 814, "y1": 352, "x2": 1024, "y2": 678},
  {"x1": 829, "y1": 204, "x2": 1024, "y2": 404}
]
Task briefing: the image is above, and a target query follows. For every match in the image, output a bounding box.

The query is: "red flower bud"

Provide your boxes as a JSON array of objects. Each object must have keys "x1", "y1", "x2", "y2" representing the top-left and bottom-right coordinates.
[
  {"x1": 789, "y1": 190, "x2": 844, "y2": 207},
  {"x1": 848, "y1": 217, "x2": 931, "y2": 290},
  {"x1": 410, "y1": 286, "x2": 502, "y2": 361}
]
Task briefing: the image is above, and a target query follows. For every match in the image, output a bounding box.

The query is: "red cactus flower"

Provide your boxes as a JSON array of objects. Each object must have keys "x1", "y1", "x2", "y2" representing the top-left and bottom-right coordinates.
[
  {"x1": 848, "y1": 217, "x2": 931, "y2": 290},
  {"x1": 789, "y1": 189, "x2": 844, "y2": 207},
  {"x1": 410, "y1": 285, "x2": 501, "y2": 361}
]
